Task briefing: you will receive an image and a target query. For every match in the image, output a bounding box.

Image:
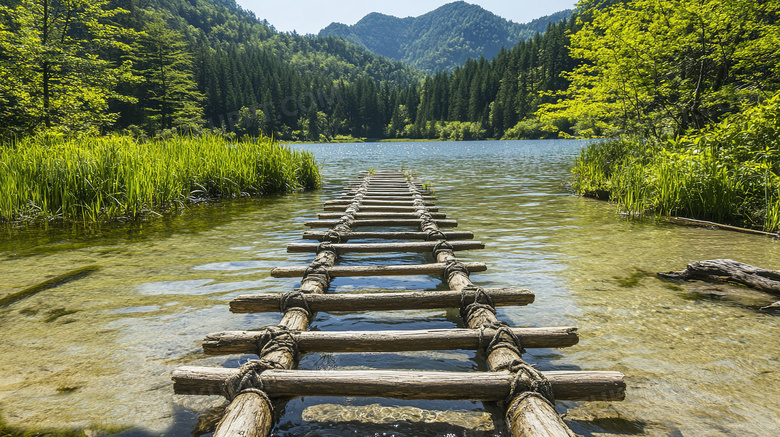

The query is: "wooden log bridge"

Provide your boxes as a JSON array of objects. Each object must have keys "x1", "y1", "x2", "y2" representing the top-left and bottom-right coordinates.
[{"x1": 173, "y1": 170, "x2": 627, "y2": 436}]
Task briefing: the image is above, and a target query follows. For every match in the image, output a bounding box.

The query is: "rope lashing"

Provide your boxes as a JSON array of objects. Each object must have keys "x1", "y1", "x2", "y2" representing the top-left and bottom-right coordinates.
[
  {"x1": 255, "y1": 325, "x2": 300, "y2": 359},
  {"x1": 459, "y1": 285, "x2": 496, "y2": 325},
  {"x1": 279, "y1": 289, "x2": 312, "y2": 319},
  {"x1": 317, "y1": 241, "x2": 337, "y2": 255},
  {"x1": 442, "y1": 259, "x2": 470, "y2": 283},
  {"x1": 302, "y1": 264, "x2": 331, "y2": 291},
  {"x1": 481, "y1": 322, "x2": 525, "y2": 357},
  {"x1": 432, "y1": 240, "x2": 454, "y2": 258},
  {"x1": 323, "y1": 230, "x2": 343, "y2": 244},
  {"x1": 505, "y1": 362, "x2": 556, "y2": 409},
  {"x1": 222, "y1": 359, "x2": 284, "y2": 412},
  {"x1": 426, "y1": 230, "x2": 447, "y2": 241}
]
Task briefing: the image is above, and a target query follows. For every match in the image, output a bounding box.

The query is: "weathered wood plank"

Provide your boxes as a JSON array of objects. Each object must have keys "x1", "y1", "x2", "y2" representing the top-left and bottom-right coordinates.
[
  {"x1": 305, "y1": 219, "x2": 457, "y2": 228},
  {"x1": 202, "y1": 327, "x2": 579, "y2": 354},
  {"x1": 230, "y1": 288, "x2": 534, "y2": 313},
  {"x1": 173, "y1": 368, "x2": 626, "y2": 401},
  {"x1": 270, "y1": 262, "x2": 487, "y2": 278},
  {"x1": 286, "y1": 241, "x2": 483, "y2": 253}
]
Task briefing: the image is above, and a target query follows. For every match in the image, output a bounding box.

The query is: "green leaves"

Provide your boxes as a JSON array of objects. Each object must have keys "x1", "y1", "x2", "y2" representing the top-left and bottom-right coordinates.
[{"x1": 540, "y1": 0, "x2": 780, "y2": 140}]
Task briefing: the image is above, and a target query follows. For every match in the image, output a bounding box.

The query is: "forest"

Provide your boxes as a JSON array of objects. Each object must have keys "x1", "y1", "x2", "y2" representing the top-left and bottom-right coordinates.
[{"x1": 0, "y1": 0, "x2": 574, "y2": 142}]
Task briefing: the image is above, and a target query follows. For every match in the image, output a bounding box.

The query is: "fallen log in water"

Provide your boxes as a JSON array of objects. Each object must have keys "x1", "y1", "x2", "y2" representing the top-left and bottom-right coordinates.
[
  {"x1": 0, "y1": 265, "x2": 100, "y2": 308},
  {"x1": 173, "y1": 368, "x2": 626, "y2": 401},
  {"x1": 659, "y1": 259, "x2": 780, "y2": 310}
]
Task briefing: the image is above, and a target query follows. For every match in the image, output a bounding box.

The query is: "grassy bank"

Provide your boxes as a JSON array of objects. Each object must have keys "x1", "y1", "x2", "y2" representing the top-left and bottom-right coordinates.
[
  {"x1": 0, "y1": 133, "x2": 320, "y2": 222},
  {"x1": 572, "y1": 94, "x2": 780, "y2": 232}
]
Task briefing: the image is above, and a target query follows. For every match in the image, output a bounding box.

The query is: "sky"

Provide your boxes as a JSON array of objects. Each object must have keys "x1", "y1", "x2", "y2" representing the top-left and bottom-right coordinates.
[{"x1": 235, "y1": 0, "x2": 579, "y2": 35}]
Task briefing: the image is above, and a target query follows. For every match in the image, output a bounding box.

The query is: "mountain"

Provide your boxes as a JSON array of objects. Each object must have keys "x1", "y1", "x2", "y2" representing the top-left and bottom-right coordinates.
[{"x1": 319, "y1": 1, "x2": 573, "y2": 72}]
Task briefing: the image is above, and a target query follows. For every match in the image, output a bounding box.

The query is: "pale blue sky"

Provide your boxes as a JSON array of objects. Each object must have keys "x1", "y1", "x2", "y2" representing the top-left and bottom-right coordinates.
[{"x1": 235, "y1": 0, "x2": 579, "y2": 35}]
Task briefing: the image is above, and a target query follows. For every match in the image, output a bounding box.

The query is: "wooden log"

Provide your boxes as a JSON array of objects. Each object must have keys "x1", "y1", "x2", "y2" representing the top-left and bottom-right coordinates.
[
  {"x1": 202, "y1": 327, "x2": 578, "y2": 355},
  {"x1": 214, "y1": 228, "x2": 342, "y2": 435},
  {"x1": 507, "y1": 396, "x2": 576, "y2": 437},
  {"x1": 339, "y1": 194, "x2": 436, "y2": 200},
  {"x1": 287, "y1": 241, "x2": 483, "y2": 253},
  {"x1": 317, "y1": 212, "x2": 447, "y2": 219},
  {"x1": 302, "y1": 230, "x2": 474, "y2": 241},
  {"x1": 305, "y1": 219, "x2": 457, "y2": 228},
  {"x1": 230, "y1": 288, "x2": 535, "y2": 313},
  {"x1": 427, "y1": 220, "x2": 581, "y2": 436},
  {"x1": 214, "y1": 393, "x2": 273, "y2": 437},
  {"x1": 323, "y1": 205, "x2": 440, "y2": 212},
  {"x1": 270, "y1": 262, "x2": 487, "y2": 278},
  {"x1": 173, "y1": 368, "x2": 626, "y2": 401},
  {"x1": 666, "y1": 216, "x2": 779, "y2": 238},
  {"x1": 658, "y1": 259, "x2": 780, "y2": 295},
  {"x1": 325, "y1": 199, "x2": 435, "y2": 206}
]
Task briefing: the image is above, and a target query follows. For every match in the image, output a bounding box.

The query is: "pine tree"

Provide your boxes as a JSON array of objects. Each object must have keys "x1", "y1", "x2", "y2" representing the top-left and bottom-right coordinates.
[{"x1": 132, "y1": 13, "x2": 204, "y2": 134}]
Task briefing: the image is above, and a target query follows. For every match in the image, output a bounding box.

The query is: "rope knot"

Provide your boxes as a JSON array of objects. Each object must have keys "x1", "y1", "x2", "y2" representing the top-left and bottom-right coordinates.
[
  {"x1": 443, "y1": 260, "x2": 470, "y2": 283},
  {"x1": 459, "y1": 286, "x2": 496, "y2": 325},
  {"x1": 505, "y1": 362, "x2": 555, "y2": 409}
]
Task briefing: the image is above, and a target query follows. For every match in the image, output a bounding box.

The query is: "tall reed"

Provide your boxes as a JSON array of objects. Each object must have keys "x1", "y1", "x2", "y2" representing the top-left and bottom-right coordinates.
[{"x1": 0, "y1": 133, "x2": 320, "y2": 222}]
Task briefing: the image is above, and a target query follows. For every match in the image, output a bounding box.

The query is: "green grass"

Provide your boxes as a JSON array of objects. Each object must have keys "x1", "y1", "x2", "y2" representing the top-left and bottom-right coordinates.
[
  {"x1": 571, "y1": 92, "x2": 780, "y2": 232},
  {"x1": 0, "y1": 133, "x2": 320, "y2": 222}
]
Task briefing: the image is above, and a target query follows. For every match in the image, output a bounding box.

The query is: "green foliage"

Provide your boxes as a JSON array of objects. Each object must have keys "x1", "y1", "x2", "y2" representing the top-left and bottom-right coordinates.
[
  {"x1": 539, "y1": 0, "x2": 780, "y2": 140},
  {"x1": 130, "y1": 13, "x2": 204, "y2": 134},
  {"x1": 320, "y1": 1, "x2": 573, "y2": 73},
  {"x1": 572, "y1": 92, "x2": 780, "y2": 231},
  {"x1": 0, "y1": 0, "x2": 138, "y2": 136},
  {"x1": 0, "y1": 133, "x2": 320, "y2": 222}
]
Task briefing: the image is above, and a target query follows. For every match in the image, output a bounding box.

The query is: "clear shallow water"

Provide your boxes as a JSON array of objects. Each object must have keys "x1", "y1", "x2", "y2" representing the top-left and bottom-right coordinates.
[{"x1": 1, "y1": 140, "x2": 778, "y2": 436}]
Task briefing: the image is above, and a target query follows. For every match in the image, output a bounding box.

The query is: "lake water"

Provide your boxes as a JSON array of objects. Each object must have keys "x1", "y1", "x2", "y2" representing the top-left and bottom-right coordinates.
[{"x1": 1, "y1": 140, "x2": 778, "y2": 436}]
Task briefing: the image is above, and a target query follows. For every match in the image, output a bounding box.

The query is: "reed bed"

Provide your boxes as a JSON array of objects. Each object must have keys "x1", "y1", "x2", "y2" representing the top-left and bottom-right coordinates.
[
  {"x1": 0, "y1": 133, "x2": 320, "y2": 222},
  {"x1": 572, "y1": 93, "x2": 780, "y2": 232}
]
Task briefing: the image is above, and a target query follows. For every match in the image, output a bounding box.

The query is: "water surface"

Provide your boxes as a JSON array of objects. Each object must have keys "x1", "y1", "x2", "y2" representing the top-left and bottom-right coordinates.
[{"x1": 1, "y1": 140, "x2": 778, "y2": 436}]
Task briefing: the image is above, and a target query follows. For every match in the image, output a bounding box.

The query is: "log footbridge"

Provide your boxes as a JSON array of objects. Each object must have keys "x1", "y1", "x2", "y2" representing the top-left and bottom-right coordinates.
[{"x1": 173, "y1": 170, "x2": 626, "y2": 436}]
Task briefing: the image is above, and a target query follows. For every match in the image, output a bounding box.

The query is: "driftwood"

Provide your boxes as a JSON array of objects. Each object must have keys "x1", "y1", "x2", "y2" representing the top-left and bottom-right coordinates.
[
  {"x1": 0, "y1": 264, "x2": 100, "y2": 308},
  {"x1": 172, "y1": 368, "x2": 626, "y2": 402},
  {"x1": 302, "y1": 230, "x2": 473, "y2": 241},
  {"x1": 202, "y1": 327, "x2": 579, "y2": 354},
  {"x1": 230, "y1": 288, "x2": 535, "y2": 313},
  {"x1": 659, "y1": 259, "x2": 780, "y2": 310},
  {"x1": 286, "y1": 241, "x2": 483, "y2": 253},
  {"x1": 667, "y1": 217, "x2": 779, "y2": 238},
  {"x1": 270, "y1": 262, "x2": 487, "y2": 278}
]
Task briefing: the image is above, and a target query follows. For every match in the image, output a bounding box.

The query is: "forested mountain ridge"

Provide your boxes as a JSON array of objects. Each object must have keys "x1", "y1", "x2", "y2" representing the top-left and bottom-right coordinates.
[
  {"x1": 319, "y1": 1, "x2": 572, "y2": 72},
  {"x1": 0, "y1": 0, "x2": 421, "y2": 137}
]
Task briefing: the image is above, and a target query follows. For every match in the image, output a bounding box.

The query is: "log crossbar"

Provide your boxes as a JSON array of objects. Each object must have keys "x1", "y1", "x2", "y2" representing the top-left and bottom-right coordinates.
[
  {"x1": 173, "y1": 170, "x2": 626, "y2": 437},
  {"x1": 230, "y1": 288, "x2": 535, "y2": 313},
  {"x1": 286, "y1": 241, "x2": 484, "y2": 253},
  {"x1": 270, "y1": 262, "x2": 487, "y2": 278},
  {"x1": 173, "y1": 368, "x2": 626, "y2": 402},
  {"x1": 202, "y1": 327, "x2": 579, "y2": 354},
  {"x1": 302, "y1": 230, "x2": 474, "y2": 241}
]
